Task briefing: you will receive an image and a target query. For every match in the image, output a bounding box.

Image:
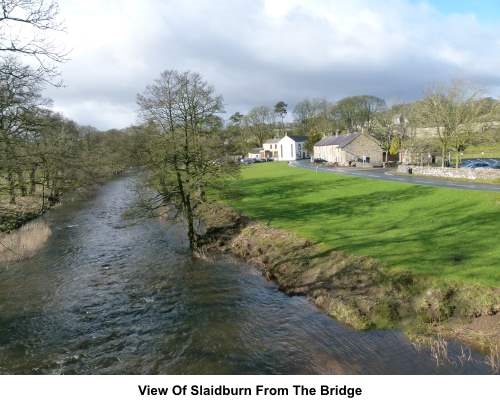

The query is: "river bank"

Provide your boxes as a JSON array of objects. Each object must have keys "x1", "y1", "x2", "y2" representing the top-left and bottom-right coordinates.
[
  {"x1": 3, "y1": 174, "x2": 491, "y2": 374},
  {"x1": 0, "y1": 172, "x2": 129, "y2": 263},
  {"x1": 0, "y1": 220, "x2": 52, "y2": 263},
  {"x1": 196, "y1": 202, "x2": 499, "y2": 366}
]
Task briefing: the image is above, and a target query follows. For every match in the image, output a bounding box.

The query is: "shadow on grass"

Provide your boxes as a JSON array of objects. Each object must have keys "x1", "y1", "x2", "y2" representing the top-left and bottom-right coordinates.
[{"x1": 222, "y1": 173, "x2": 500, "y2": 284}]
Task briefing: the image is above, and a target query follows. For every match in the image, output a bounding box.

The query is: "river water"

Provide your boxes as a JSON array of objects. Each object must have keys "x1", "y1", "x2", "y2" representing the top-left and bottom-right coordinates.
[{"x1": 0, "y1": 176, "x2": 493, "y2": 374}]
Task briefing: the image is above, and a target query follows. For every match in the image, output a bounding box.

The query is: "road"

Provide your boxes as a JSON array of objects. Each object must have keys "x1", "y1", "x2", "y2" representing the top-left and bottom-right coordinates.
[{"x1": 290, "y1": 160, "x2": 500, "y2": 192}]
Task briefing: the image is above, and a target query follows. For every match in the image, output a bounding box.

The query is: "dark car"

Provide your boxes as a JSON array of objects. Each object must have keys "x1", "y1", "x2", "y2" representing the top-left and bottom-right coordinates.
[
  {"x1": 240, "y1": 158, "x2": 256, "y2": 164},
  {"x1": 462, "y1": 161, "x2": 491, "y2": 169},
  {"x1": 313, "y1": 158, "x2": 327, "y2": 163}
]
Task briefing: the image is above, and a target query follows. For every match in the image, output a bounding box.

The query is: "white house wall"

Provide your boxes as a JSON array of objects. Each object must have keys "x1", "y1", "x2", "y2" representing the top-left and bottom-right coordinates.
[
  {"x1": 278, "y1": 137, "x2": 295, "y2": 160},
  {"x1": 313, "y1": 145, "x2": 343, "y2": 162},
  {"x1": 277, "y1": 136, "x2": 308, "y2": 161},
  {"x1": 262, "y1": 142, "x2": 279, "y2": 158}
]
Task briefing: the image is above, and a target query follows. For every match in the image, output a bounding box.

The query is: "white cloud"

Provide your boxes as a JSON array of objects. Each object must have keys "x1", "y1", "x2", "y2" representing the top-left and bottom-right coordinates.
[{"x1": 44, "y1": 0, "x2": 500, "y2": 129}]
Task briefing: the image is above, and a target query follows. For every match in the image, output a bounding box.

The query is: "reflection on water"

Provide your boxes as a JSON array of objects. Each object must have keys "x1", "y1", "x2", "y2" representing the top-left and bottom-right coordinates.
[{"x1": 0, "y1": 176, "x2": 493, "y2": 374}]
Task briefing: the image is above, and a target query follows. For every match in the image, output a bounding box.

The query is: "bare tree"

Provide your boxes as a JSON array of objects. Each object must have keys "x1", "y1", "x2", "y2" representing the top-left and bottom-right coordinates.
[
  {"x1": 293, "y1": 98, "x2": 337, "y2": 136},
  {"x1": 0, "y1": 57, "x2": 46, "y2": 203},
  {"x1": 243, "y1": 105, "x2": 275, "y2": 146},
  {"x1": 0, "y1": 0, "x2": 67, "y2": 79},
  {"x1": 373, "y1": 104, "x2": 412, "y2": 164},
  {"x1": 334, "y1": 95, "x2": 386, "y2": 132},
  {"x1": 137, "y1": 70, "x2": 234, "y2": 252},
  {"x1": 417, "y1": 81, "x2": 492, "y2": 167}
]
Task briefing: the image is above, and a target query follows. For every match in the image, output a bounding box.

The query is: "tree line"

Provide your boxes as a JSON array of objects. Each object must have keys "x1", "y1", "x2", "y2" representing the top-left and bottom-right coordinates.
[
  {"x1": 0, "y1": 0, "x2": 138, "y2": 226},
  {"x1": 226, "y1": 84, "x2": 500, "y2": 168},
  {"x1": 0, "y1": 57, "x2": 135, "y2": 209}
]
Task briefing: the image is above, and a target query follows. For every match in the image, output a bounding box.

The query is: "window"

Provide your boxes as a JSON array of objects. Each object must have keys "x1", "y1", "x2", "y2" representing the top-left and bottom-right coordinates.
[{"x1": 291, "y1": 144, "x2": 293, "y2": 156}]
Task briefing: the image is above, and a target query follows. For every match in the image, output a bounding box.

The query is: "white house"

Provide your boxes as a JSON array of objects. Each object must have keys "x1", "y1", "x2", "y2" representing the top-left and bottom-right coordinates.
[
  {"x1": 262, "y1": 138, "x2": 280, "y2": 159},
  {"x1": 313, "y1": 132, "x2": 383, "y2": 166},
  {"x1": 247, "y1": 147, "x2": 263, "y2": 159},
  {"x1": 277, "y1": 135, "x2": 309, "y2": 161}
]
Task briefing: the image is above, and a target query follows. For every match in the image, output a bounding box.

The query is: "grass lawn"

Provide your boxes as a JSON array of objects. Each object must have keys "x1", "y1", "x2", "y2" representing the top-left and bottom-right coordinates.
[
  {"x1": 220, "y1": 162, "x2": 500, "y2": 286},
  {"x1": 462, "y1": 143, "x2": 500, "y2": 159}
]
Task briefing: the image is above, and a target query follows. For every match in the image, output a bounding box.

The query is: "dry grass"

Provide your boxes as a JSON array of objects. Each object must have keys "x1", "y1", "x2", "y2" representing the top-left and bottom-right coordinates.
[
  {"x1": 429, "y1": 335, "x2": 450, "y2": 367},
  {"x1": 486, "y1": 343, "x2": 500, "y2": 373},
  {"x1": 0, "y1": 192, "x2": 44, "y2": 214},
  {"x1": 0, "y1": 220, "x2": 51, "y2": 263}
]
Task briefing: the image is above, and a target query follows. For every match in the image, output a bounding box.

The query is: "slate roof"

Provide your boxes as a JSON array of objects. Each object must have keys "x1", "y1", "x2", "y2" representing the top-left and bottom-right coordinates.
[
  {"x1": 314, "y1": 133, "x2": 361, "y2": 148},
  {"x1": 287, "y1": 135, "x2": 307, "y2": 142}
]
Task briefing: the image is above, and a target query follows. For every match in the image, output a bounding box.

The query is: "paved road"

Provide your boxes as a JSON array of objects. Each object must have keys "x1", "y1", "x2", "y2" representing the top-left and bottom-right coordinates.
[{"x1": 290, "y1": 160, "x2": 500, "y2": 192}]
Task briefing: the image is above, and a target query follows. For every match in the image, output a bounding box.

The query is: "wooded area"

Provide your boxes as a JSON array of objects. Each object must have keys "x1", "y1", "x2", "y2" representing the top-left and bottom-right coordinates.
[
  {"x1": 0, "y1": 0, "x2": 135, "y2": 230},
  {"x1": 226, "y1": 86, "x2": 500, "y2": 168},
  {"x1": 2, "y1": 0, "x2": 499, "y2": 241}
]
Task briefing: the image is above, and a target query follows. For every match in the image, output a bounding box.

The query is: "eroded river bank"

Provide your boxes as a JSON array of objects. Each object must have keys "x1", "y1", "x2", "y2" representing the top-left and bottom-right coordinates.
[{"x1": 0, "y1": 176, "x2": 494, "y2": 374}]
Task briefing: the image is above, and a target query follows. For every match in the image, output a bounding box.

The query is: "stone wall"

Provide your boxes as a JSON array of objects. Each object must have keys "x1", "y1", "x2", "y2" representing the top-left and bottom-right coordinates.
[
  {"x1": 397, "y1": 165, "x2": 500, "y2": 180},
  {"x1": 345, "y1": 134, "x2": 383, "y2": 164}
]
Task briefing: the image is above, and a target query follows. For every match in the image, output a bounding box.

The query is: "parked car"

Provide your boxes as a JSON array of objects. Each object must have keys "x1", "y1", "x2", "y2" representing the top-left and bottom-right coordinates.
[
  {"x1": 462, "y1": 161, "x2": 492, "y2": 169},
  {"x1": 240, "y1": 158, "x2": 256, "y2": 164},
  {"x1": 313, "y1": 158, "x2": 327, "y2": 163}
]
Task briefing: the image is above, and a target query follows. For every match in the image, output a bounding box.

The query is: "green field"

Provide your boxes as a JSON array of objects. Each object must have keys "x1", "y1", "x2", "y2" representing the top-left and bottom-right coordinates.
[
  {"x1": 463, "y1": 143, "x2": 500, "y2": 159},
  {"x1": 221, "y1": 163, "x2": 500, "y2": 286}
]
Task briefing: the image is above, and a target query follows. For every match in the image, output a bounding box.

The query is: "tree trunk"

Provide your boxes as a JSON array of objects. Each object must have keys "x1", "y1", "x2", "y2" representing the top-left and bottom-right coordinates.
[
  {"x1": 7, "y1": 169, "x2": 16, "y2": 204},
  {"x1": 185, "y1": 196, "x2": 197, "y2": 251},
  {"x1": 16, "y1": 169, "x2": 27, "y2": 196},
  {"x1": 441, "y1": 143, "x2": 446, "y2": 168},
  {"x1": 48, "y1": 178, "x2": 59, "y2": 206},
  {"x1": 29, "y1": 165, "x2": 37, "y2": 195},
  {"x1": 174, "y1": 163, "x2": 197, "y2": 252}
]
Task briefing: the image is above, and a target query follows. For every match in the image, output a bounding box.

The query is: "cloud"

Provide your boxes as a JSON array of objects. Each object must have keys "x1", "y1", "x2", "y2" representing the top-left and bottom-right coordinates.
[{"x1": 45, "y1": 0, "x2": 500, "y2": 129}]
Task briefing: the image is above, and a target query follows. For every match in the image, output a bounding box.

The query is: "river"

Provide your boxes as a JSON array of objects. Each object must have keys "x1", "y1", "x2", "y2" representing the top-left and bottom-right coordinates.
[{"x1": 0, "y1": 176, "x2": 493, "y2": 374}]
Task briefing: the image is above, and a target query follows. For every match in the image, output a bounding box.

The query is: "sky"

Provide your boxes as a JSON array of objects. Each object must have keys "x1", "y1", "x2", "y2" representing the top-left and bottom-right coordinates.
[{"x1": 44, "y1": 0, "x2": 500, "y2": 130}]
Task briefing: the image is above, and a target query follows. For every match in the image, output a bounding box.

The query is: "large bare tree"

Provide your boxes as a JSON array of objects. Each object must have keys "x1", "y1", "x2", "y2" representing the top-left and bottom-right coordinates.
[
  {"x1": 137, "y1": 70, "x2": 234, "y2": 251},
  {"x1": 243, "y1": 105, "x2": 275, "y2": 146},
  {"x1": 417, "y1": 81, "x2": 492, "y2": 167},
  {"x1": 0, "y1": 0, "x2": 67, "y2": 79},
  {"x1": 334, "y1": 95, "x2": 386, "y2": 132}
]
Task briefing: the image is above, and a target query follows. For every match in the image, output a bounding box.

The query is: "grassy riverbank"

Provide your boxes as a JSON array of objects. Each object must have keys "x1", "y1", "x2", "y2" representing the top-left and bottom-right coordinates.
[
  {"x1": 218, "y1": 162, "x2": 500, "y2": 286},
  {"x1": 0, "y1": 183, "x2": 45, "y2": 233},
  {"x1": 198, "y1": 200, "x2": 499, "y2": 363},
  {"x1": 0, "y1": 220, "x2": 51, "y2": 263},
  {"x1": 202, "y1": 162, "x2": 499, "y2": 360}
]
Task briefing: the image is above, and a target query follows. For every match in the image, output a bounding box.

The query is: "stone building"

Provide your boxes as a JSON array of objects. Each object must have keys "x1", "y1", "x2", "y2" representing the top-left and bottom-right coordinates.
[{"x1": 313, "y1": 132, "x2": 383, "y2": 166}]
